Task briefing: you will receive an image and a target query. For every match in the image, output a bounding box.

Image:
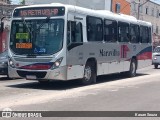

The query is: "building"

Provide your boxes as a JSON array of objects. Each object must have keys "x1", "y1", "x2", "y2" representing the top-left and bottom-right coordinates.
[
  {"x1": 0, "y1": 4, "x2": 22, "y2": 52},
  {"x1": 0, "y1": 0, "x2": 8, "y2": 5},
  {"x1": 130, "y1": 0, "x2": 160, "y2": 47},
  {"x1": 112, "y1": 0, "x2": 130, "y2": 15},
  {"x1": 0, "y1": 5, "x2": 18, "y2": 17},
  {"x1": 25, "y1": 0, "x2": 112, "y2": 10}
]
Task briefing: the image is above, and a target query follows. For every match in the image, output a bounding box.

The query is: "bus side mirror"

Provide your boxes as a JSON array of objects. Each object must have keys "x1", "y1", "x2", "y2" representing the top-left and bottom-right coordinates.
[{"x1": 0, "y1": 22, "x2": 4, "y2": 32}]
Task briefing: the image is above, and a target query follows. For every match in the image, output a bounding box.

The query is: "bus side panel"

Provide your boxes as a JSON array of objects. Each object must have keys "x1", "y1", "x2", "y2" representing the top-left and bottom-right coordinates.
[
  {"x1": 66, "y1": 42, "x2": 152, "y2": 80},
  {"x1": 121, "y1": 43, "x2": 138, "y2": 72},
  {"x1": 136, "y1": 44, "x2": 152, "y2": 69},
  {"x1": 67, "y1": 42, "x2": 127, "y2": 78},
  {"x1": 67, "y1": 43, "x2": 85, "y2": 80},
  {"x1": 97, "y1": 63, "x2": 108, "y2": 75},
  {"x1": 123, "y1": 43, "x2": 152, "y2": 70},
  {"x1": 66, "y1": 12, "x2": 86, "y2": 80}
]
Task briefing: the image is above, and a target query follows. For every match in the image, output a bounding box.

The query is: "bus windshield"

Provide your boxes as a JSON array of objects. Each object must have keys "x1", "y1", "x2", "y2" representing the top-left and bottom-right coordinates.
[{"x1": 10, "y1": 19, "x2": 64, "y2": 55}]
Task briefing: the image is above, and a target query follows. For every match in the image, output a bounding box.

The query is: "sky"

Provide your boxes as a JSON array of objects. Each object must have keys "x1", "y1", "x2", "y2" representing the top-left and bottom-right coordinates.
[
  {"x1": 11, "y1": 0, "x2": 160, "y2": 5},
  {"x1": 151, "y1": 0, "x2": 160, "y2": 4},
  {"x1": 11, "y1": 0, "x2": 20, "y2": 4}
]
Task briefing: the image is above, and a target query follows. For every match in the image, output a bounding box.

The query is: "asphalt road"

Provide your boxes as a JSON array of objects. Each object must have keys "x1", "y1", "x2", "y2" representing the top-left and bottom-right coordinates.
[{"x1": 0, "y1": 65, "x2": 160, "y2": 120}]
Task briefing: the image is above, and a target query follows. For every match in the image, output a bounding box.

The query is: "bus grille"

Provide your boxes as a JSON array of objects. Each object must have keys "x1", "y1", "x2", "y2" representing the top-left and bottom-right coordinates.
[
  {"x1": 14, "y1": 58, "x2": 52, "y2": 62},
  {"x1": 17, "y1": 71, "x2": 47, "y2": 78}
]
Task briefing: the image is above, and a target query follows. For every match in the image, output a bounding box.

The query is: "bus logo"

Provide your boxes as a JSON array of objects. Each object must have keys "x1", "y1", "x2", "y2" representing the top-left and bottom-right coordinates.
[{"x1": 121, "y1": 45, "x2": 130, "y2": 58}]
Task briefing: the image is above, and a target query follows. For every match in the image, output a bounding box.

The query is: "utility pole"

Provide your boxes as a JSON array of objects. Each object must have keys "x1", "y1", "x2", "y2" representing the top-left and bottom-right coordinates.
[{"x1": 137, "y1": 0, "x2": 150, "y2": 19}]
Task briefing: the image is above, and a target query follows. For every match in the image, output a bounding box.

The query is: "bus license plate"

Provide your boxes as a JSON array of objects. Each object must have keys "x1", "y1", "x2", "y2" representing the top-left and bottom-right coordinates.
[{"x1": 26, "y1": 75, "x2": 37, "y2": 80}]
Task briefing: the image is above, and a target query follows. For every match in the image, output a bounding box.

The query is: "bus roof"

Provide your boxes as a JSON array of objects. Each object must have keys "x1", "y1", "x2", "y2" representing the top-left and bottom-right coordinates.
[{"x1": 13, "y1": 3, "x2": 152, "y2": 26}]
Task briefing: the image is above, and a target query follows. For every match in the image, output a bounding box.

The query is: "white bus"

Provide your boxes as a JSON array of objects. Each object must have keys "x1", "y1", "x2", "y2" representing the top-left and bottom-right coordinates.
[{"x1": 8, "y1": 3, "x2": 152, "y2": 85}]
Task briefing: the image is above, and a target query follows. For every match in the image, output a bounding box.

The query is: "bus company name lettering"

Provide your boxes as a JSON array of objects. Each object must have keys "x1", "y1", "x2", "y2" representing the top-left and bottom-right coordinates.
[{"x1": 100, "y1": 49, "x2": 120, "y2": 57}]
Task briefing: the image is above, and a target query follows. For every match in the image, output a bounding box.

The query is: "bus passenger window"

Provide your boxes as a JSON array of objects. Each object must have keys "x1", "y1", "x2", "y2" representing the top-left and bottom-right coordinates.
[
  {"x1": 104, "y1": 19, "x2": 117, "y2": 42},
  {"x1": 130, "y1": 24, "x2": 139, "y2": 43},
  {"x1": 67, "y1": 21, "x2": 83, "y2": 44},
  {"x1": 87, "y1": 16, "x2": 103, "y2": 42},
  {"x1": 67, "y1": 21, "x2": 76, "y2": 44},
  {"x1": 67, "y1": 21, "x2": 71, "y2": 45},
  {"x1": 75, "y1": 22, "x2": 83, "y2": 43},
  {"x1": 118, "y1": 22, "x2": 129, "y2": 42},
  {"x1": 140, "y1": 26, "x2": 149, "y2": 43},
  {"x1": 148, "y1": 27, "x2": 151, "y2": 43}
]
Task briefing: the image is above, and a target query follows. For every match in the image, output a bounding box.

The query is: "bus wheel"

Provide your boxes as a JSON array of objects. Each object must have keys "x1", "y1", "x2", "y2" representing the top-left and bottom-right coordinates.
[
  {"x1": 154, "y1": 64, "x2": 158, "y2": 69},
  {"x1": 81, "y1": 62, "x2": 96, "y2": 85},
  {"x1": 128, "y1": 59, "x2": 137, "y2": 77}
]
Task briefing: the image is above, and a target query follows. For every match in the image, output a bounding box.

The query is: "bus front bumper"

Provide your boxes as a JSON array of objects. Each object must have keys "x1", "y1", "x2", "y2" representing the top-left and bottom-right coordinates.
[{"x1": 8, "y1": 66, "x2": 67, "y2": 81}]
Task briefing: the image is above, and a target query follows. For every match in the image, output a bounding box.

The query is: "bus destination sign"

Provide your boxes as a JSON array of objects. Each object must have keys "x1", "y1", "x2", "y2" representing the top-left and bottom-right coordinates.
[{"x1": 13, "y1": 7, "x2": 65, "y2": 17}]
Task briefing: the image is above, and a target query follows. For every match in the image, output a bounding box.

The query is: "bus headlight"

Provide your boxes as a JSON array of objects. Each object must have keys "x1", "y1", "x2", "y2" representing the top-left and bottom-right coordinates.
[
  {"x1": 154, "y1": 57, "x2": 157, "y2": 60},
  {"x1": 9, "y1": 58, "x2": 15, "y2": 68},
  {"x1": 51, "y1": 57, "x2": 63, "y2": 69}
]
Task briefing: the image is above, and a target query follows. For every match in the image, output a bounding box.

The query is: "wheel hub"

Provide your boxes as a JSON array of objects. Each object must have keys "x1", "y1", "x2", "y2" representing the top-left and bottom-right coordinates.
[
  {"x1": 131, "y1": 62, "x2": 136, "y2": 74},
  {"x1": 84, "y1": 66, "x2": 91, "y2": 81}
]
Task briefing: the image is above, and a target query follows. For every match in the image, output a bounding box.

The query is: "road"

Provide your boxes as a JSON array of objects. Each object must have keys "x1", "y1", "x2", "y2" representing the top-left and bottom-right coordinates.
[{"x1": 0, "y1": 65, "x2": 160, "y2": 119}]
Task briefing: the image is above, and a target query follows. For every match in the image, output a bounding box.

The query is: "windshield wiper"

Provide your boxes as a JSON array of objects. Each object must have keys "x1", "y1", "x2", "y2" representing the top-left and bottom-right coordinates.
[
  {"x1": 34, "y1": 16, "x2": 50, "y2": 33},
  {"x1": 21, "y1": 17, "x2": 32, "y2": 34},
  {"x1": 21, "y1": 16, "x2": 50, "y2": 33}
]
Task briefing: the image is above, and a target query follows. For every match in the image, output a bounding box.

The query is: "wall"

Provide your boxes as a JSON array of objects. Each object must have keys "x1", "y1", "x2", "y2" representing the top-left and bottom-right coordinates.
[
  {"x1": 0, "y1": 5, "x2": 21, "y2": 53},
  {"x1": 0, "y1": 0, "x2": 7, "y2": 5},
  {"x1": 112, "y1": 0, "x2": 130, "y2": 15}
]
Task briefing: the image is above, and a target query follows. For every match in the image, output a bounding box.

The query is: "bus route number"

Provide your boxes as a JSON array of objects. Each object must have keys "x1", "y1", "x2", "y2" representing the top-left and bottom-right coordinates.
[{"x1": 16, "y1": 43, "x2": 32, "y2": 49}]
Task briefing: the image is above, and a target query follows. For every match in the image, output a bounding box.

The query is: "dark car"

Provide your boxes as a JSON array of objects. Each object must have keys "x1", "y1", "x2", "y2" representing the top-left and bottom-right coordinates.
[{"x1": 0, "y1": 50, "x2": 8, "y2": 75}]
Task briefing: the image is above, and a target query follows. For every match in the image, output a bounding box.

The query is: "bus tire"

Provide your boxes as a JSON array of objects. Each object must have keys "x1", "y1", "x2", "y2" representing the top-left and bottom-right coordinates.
[
  {"x1": 81, "y1": 62, "x2": 96, "y2": 85},
  {"x1": 154, "y1": 64, "x2": 158, "y2": 69},
  {"x1": 128, "y1": 59, "x2": 137, "y2": 77}
]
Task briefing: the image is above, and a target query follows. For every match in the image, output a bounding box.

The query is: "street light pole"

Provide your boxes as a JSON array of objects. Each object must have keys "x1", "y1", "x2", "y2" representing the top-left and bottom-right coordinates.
[
  {"x1": 137, "y1": 0, "x2": 140, "y2": 19},
  {"x1": 137, "y1": 0, "x2": 150, "y2": 19}
]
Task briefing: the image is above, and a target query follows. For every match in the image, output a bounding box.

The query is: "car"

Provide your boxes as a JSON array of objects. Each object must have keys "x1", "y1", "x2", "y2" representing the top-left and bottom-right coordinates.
[
  {"x1": 152, "y1": 46, "x2": 160, "y2": 69},
  {"x1": 0, "y1": 50, "x2": 8, "y2": 75}
]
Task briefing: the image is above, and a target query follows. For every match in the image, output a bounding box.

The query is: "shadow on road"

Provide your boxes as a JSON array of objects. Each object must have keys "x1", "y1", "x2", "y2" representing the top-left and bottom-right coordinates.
[
  {"x1": 0, "y1": 76, "x2": 19, "y2": 81},
  {"x1": 97, "y1": 73, "x2": 148, "y2": 83},
  {"x1": 7, "y1": 73, "x2": 149, "y2": 90},
  {"x1": 153, "y1": 68, "x2": 160, "y2": 69}
]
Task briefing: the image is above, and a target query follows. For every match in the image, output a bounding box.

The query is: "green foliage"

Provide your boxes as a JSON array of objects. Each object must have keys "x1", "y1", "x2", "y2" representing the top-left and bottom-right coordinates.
[
  {"x1": 20, "y1": 0, "x2": 25, "y2": 5},
  {"x1": 7, "y1": 0, "x2": 11, "y2": 4}
]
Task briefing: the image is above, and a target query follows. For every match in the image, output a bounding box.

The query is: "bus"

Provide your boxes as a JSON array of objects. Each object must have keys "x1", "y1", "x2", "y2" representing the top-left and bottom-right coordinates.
[{"x1": 8, "y1": 3, "x2": 152, "y2": 85}]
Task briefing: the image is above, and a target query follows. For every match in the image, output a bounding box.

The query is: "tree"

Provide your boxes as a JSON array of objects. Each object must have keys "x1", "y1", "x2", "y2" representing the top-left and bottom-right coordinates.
[
  {"x1": 7, "y1": 0, "x2": 11, "y2": 4},
  {"x1": 20, "y1": 0, "x2": 25, "y2": 5}
]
